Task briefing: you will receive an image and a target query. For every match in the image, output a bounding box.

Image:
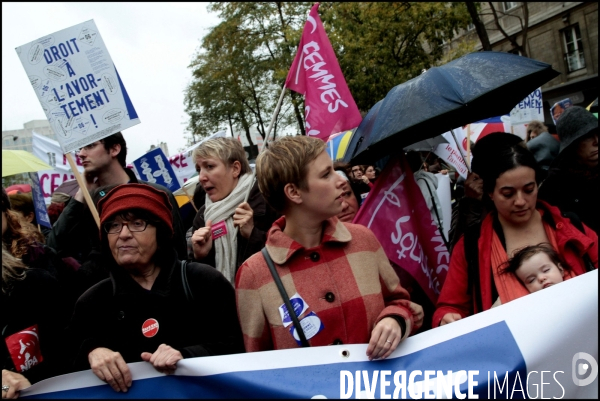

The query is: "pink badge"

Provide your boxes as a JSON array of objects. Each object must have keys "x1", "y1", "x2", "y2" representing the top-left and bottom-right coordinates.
[
  {"x1": 4, "y1": 324, "x2": 43, "y2": 372},
  {"x1": 211, "y1": 220, "x2": 228, "y2": 240}
]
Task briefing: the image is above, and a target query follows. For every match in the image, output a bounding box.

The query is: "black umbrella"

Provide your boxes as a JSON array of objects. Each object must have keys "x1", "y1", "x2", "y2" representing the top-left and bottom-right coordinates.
[
  {"x1": 344, "y1": 51, "x2": 560, "y2": 164},
  {"x1": 403, "y1": 135, "x2": 448, "y2": 152}
]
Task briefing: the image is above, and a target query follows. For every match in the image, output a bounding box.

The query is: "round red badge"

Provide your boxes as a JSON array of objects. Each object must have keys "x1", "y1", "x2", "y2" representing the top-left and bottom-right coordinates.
[{"x1": 142, "y1": 318, "x2": 159, "y2": 338}]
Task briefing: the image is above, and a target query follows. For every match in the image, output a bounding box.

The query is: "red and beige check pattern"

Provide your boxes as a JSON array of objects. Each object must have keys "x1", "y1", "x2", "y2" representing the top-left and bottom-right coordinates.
[{"x1": 235, "y1": 216, "x2": 416, "y2": 352}]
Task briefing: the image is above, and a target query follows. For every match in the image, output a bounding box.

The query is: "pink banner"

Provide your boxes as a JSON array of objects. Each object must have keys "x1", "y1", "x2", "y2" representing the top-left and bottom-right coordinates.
[
  {"x1": 285, "y1": 3, "x2": 362, "y2": 141},
  {"x1": 353, "y1": 155, "x2": 450, "y2": 303}
]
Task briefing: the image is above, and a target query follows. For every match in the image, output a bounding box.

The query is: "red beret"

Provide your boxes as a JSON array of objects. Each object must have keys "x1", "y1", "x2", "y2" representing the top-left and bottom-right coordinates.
[{"x1": 97, "y1": 184, "x2": 173, "y2": 238}]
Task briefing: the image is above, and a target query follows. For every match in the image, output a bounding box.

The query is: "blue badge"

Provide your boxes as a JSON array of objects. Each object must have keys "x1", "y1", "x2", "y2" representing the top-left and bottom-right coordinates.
[
  {"x1": 289, "y1": 312, "x2": 325, "y2": 346},
  {"x1": 279, "y1": 293, "x2": 309, "y2": 328}
]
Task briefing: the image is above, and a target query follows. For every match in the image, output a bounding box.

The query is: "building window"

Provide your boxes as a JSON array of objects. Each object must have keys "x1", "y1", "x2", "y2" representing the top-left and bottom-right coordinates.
[
  {"x1": 503, "y1": 2, "x2": 518, "y2": 11},
  {"x1": 562, "y1": 24, "x2": 585, "y2": 72}
]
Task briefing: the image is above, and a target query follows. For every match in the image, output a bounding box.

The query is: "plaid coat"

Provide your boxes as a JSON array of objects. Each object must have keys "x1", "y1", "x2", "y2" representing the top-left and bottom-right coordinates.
[{"x1": 235, "y1": 216, "x2": 416, "y2": 352}]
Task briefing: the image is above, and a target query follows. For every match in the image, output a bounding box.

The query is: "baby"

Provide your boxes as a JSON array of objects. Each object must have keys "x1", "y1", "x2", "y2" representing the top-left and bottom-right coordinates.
[
  {"x1": 505, "y1": 243, "x2": 567, "y2": 293},
  {"x1": 493, "y1": 244, "x2": 567, "y2": 307}
]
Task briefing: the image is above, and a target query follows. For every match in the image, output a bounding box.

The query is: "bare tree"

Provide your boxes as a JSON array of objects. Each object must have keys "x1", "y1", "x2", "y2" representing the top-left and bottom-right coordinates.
[
  {"x1": 486, "y1": 2, "x2": 530, "y2": 57},
  {"x1": 466, "y1": 2, "x2": 492, "y2": 51}
]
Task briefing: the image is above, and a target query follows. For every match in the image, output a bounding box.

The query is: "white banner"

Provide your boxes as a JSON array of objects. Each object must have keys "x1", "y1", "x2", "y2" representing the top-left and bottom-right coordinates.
[
  {"x1": 32, "y1": 132, "x2": 83, "y2": 204},
  {"x1": 16, "y1": 20, "x2": 140, "y2": 152},
  {"x1": 22, "y1": 257, "x2": 598, "y2": 399}
]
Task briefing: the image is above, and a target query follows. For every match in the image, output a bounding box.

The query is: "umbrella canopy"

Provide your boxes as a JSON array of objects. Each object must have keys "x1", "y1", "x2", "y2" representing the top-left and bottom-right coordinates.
[
  {"x1": 5, "y1": 184, "x2": 32, "y2": 194},
  {"x1": 326, "y1": 130, "x2": 354, "y2": 161},
  {"x1": 54, "y1": 179, "x2": 80, "y2": 197},
  {"x1": 2, "y1": 150, "x2": 53, "y2": 177},
  {"x1": 403, "y1": 135, "x2": 448, "y2": 152},
  {"x1": 343, "y1": 51, "x2": 560, "y2": 164}
]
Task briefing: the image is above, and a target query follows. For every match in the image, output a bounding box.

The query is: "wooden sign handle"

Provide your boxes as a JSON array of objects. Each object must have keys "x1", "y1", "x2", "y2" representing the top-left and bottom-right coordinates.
[{"x1": 66, "y1": 153, "x2": 100, "y2": 228}]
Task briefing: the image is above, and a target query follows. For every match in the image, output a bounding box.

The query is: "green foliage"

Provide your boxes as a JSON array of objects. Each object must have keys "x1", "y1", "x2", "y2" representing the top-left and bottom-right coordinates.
[
  {"x1": 184, "y1": 2, "x2": 471, "y2": 142},
  {"x1": 319, "y1": 2, "x2": 471, "y2": 112}
]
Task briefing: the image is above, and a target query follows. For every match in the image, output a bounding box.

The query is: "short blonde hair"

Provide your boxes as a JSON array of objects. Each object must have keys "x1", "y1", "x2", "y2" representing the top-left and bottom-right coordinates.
[
  {"x1": 256, "y1": 136, "x2": 326, "y2": 212},
  {"x1": 192, "y1": 137, "x2": 251, "y2": 175}
]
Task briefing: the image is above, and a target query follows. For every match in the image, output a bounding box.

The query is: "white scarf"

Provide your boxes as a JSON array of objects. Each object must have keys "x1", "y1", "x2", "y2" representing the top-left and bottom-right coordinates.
[{"x1": 204, "y1": 172, "x2": 255, "y2": 283}]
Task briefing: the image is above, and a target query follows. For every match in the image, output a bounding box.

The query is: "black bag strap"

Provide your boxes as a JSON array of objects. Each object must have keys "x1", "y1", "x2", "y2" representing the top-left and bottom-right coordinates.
[
  {"x1": 181, "y1": 260, "x2": 194, "y2": 302},
  {"x1": 261, "y1": 248, "x2": 309, "y2": 347}
]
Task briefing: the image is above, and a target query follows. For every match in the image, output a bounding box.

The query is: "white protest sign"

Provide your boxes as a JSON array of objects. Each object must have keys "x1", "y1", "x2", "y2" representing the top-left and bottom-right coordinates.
[
  {"x1": 510, "y1": 88, "x2": 543, "y2": 125},
  {"x1": 434, "y1": 128, "x2": 470, "y2": 180},
  {"x1": 15, "y1": 20, "x2": 140, "y2": 153}
]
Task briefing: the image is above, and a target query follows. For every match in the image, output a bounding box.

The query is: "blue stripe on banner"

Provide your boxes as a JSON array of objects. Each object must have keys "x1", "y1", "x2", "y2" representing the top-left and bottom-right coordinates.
[
  {"x1": 114, "y1": 66, "x2": 139, "y2": 120},
  {"x1": 25, "y1": 321, "x2": 525, "y2": 399}
]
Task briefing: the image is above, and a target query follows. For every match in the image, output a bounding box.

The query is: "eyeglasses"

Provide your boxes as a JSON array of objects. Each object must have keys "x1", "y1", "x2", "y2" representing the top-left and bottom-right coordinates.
[
  {"x1": 79, "y1": 141, "x2": 101, "y2": 152},
  {"x1": 103, "y1": 219, "x2": 151, "y2": 234}
]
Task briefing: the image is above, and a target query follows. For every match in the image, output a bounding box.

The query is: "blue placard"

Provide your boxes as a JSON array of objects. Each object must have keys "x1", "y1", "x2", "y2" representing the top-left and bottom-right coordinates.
[
  {"x1": 131, "y1": 148, "x2": 181, "y2": 192},
  {"x1": 28, "y1": 172, "x2": 52, "y2": 228}
]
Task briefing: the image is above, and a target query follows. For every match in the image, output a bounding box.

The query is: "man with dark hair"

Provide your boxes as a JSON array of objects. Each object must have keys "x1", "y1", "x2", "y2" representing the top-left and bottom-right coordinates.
[{"x1": 47, "y1": 132, "x2": 187, "y2": 296}]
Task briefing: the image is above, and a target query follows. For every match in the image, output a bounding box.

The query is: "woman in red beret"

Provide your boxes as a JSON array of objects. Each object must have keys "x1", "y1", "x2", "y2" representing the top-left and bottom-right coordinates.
[{"x1": 66, "y1": 184, "x2": 243, "y2": 393}]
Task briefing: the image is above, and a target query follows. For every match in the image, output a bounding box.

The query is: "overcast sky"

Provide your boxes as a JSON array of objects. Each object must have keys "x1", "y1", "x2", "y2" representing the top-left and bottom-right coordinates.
[{"x1": 2, "y1": 2, "x2": 221, "y2": 163}]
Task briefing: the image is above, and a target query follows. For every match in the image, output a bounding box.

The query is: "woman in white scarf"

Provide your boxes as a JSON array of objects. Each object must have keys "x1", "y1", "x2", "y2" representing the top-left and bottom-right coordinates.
[{"x1": 190, "y1": 138, "x2": 275, "y2": 284}]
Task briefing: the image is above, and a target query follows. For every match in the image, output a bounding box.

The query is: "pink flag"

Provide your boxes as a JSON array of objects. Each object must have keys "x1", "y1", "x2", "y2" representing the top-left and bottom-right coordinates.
[
  {"x1": 352, "y1": 155, "x2": 450, "y2": 303},
  {"x1": 285, "y1": 3, "x2": 362, "y2": 141}
]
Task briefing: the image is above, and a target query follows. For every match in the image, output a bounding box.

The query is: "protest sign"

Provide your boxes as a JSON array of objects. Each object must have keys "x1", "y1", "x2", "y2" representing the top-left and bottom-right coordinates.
[
  {"x1": 551, "y1": 98, "x2": 574, "y2": 124},
  {"x1": 131, "y1": 148, "x2": 180, "y2": 192},
  {"x1": 28, "y1": 172, "x2": 52, "y2": 228},
  {"x1": 352, "y1": 155, "x2": 449, "y2": 304},
  {"x1": 510, "y1": 88, "x2": 543, "y2": 125},
  {"x1": 433, "y1": 128, "x2": 470, "y2": 180},
  {"x1": 32, "y1": 133, "x2": 81, "y2": 204},
  {"x1": 284, "y1": 3, "x2": 362, "y2": 142},
  {"x1": 22, "y1": 270, "x2": 598, "y2": 399},
  {"x1": 16, "y1": 20, "x2": 140, "y2": 153}
]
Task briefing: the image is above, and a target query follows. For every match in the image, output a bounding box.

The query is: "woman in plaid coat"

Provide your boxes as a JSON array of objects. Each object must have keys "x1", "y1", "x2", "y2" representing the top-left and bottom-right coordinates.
[{"x1": 235, "y1": 136, "x2": 422, "y2": 360}]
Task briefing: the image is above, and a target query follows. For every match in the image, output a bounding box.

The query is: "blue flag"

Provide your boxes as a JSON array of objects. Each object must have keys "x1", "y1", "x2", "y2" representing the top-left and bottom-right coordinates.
[{"x1": 28, "y1": 172, "x2": 51, "y2": 228}]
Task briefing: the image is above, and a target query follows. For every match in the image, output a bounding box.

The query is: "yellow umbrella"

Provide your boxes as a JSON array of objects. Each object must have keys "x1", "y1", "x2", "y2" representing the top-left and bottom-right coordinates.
[{"x1": 2, "y1": 150, "x2": 53, "y2": 177}]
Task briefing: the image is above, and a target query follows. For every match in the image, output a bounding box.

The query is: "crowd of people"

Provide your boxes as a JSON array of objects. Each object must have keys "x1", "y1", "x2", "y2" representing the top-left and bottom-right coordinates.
[{"x1": 1, "y1": 105, "x2": 597, "y2": 397}]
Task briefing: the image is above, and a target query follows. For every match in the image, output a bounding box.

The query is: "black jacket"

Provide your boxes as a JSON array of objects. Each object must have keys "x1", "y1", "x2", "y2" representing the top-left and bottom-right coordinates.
[
  {"x1": 190, "y1": 180, "x2": 279, "y2": 273},
  {"x1": 47, "y1": 169, "x2": 188, "y2": 299},
  {"x1": 1, "y1": 268, "x2": 70, "y2": 384},
  {"x1": 66, "y1": 249, "x2": 244, "y2": 372},
  {"x1": 539, "y1": 165, "x2": 598, "y2": 235}
]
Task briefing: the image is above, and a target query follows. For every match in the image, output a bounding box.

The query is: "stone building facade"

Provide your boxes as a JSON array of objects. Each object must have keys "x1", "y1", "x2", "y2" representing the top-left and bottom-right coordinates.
[
  {"x1": 445, "y1": 2, "x2": 597, "y2": 124},
  {"x1": 2, "y1": 120, "x2": 56, "y2": 152}
]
